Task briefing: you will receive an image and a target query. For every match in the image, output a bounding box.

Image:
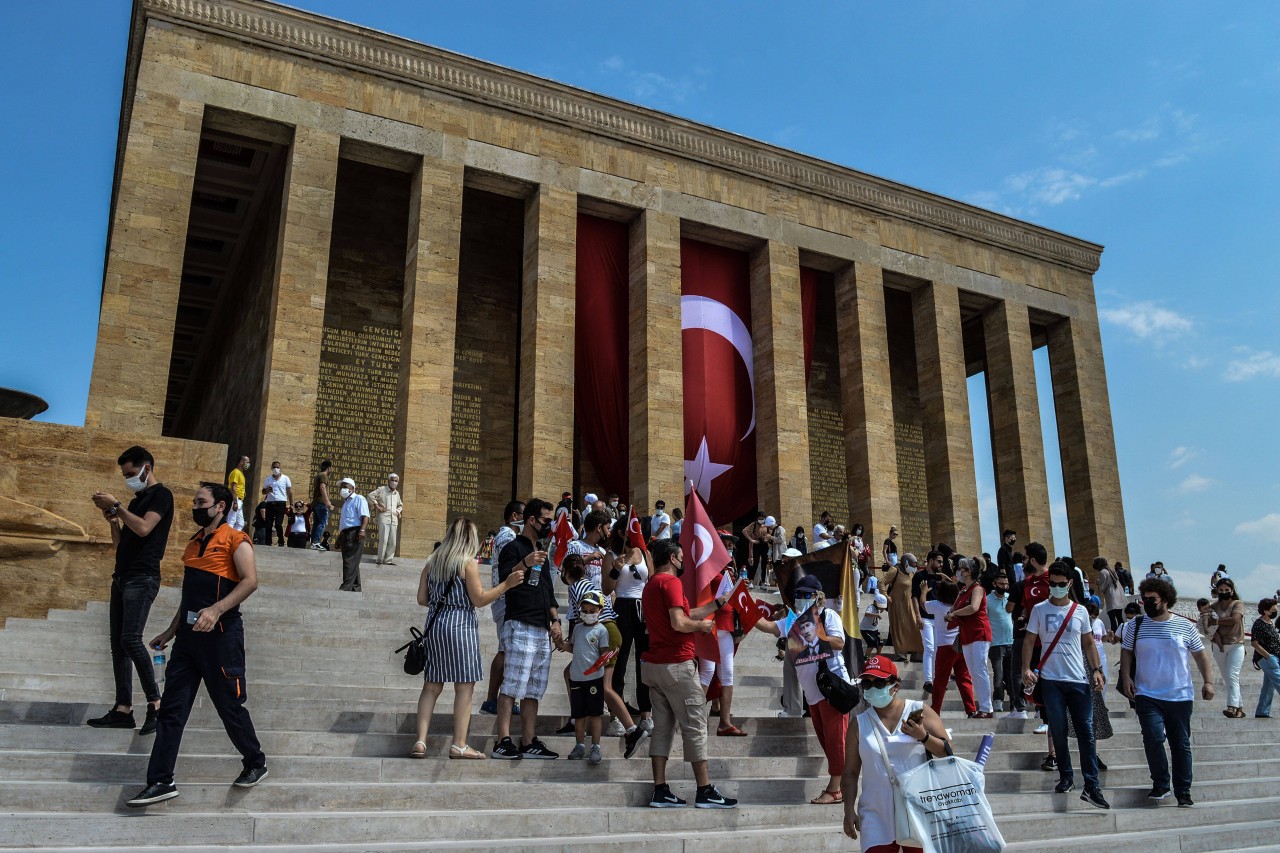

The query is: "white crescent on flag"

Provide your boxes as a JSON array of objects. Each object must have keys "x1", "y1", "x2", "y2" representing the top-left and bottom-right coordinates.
[
  {"x1": 692, "y1": 523, "x2": 716, "y2": 570},
  {"x1": 681, "y1": 294, "x2": 756, "y2": 439}
]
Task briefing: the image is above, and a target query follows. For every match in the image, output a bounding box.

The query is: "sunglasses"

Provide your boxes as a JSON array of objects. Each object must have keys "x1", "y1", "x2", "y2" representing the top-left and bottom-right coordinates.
[
  {"x1": 630, "y1": 564, "x2": 643, "y2": 581},
  {"x1": 860, "y1": 677, "x2": 892, "y2": 690}
]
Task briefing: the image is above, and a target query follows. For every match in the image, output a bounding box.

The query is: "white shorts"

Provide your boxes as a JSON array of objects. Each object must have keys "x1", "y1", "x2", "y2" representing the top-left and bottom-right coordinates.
[{"x1": 698, "y1": 631, "x2": 737, "y2": 687}]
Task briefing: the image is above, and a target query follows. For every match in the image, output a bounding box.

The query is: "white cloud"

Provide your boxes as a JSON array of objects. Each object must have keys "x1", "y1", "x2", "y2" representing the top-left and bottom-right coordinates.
[
  {"x1": 1224, "y1": 349, "x2": 1280, "y2": 381},
  {"x1": 1234, "y1": 513, "x2": 1280, "y2": 542},
  {"x1": 600, "y1": 55, "x2": 624, "y2": 72},
  {"x1": 596, "y1": 55, "x2": 705, "y2": 106},
  {"x1": 1168, "y1": 446, "x2": 1197, "y2": 470},
  {"x1": 1098, "y1": 301, "x2": 1193, "y2": 340},
  {"x1": 1006, "y1": 167, "x2": 1095, "y2": 206},
  {"x1": 1174, "y1": 474, "x2": 1212, "y2": 494}
]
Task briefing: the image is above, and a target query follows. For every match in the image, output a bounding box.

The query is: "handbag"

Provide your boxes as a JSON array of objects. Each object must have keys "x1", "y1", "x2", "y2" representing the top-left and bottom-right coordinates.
[
  {"x1": 1025, "y1": 602, "x2": 1078, "y2": 708},
  {"x1": 867, "y1": 706, "x2": 930, "y2": 849},
  {"x1": 394, "y1": 574, "x2": 457, "y2": 676},
  {"x1": 816, "y1": 658, "x2": 861, "y2": 714},
  {"x1": 896, "y1": 753, "x2": 1007, "y2": 853}
]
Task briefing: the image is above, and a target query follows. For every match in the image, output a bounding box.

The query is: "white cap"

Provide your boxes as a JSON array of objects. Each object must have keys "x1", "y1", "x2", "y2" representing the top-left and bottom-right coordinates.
[
  {"x1": 339, "y1": 477, "x2": 356, "y2": 488},
  {"x1": 585, "y1": 493, "x2": 598, "y2": 504},
  {"x1": 874, "y1": 593, "x2": 888, "y2": 607},
  {"x1": 783, "y1": 547, "x2": 802, "y2": 558},
  {"x1": 765, "y1": 515, "x2": 776, "y2": 526}
]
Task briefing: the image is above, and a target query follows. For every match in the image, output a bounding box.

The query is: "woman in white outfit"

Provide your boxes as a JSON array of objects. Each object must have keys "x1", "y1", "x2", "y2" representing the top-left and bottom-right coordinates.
[{"x1": 842, "y1": 655, "x2": 952, "y2": 853}]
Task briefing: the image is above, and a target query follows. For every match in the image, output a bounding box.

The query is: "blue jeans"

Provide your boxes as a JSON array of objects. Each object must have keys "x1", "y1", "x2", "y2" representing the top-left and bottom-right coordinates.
[
  {"x1": 1257, "y1": 656, "x2": 1280, "y2": 717},
  {"x1": 1040, "y1": 678, "x2": 1098, "y2": 789},
  {"x1": 310, "y1": 504, "x2": 329, "y2": 545},
  {"x1": 1134, "y1": 695, "x2": 1193, "y2": 795}
]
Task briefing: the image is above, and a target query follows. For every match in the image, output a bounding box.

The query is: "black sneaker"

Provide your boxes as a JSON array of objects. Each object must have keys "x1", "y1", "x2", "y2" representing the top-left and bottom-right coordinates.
[
  {"x1": 1080, "y1": 786, "x2": 1110, "y2": 809},
  {"x1": 233, "y1": 766, "x2": 268, "y2": 788},
  {"x1": 1040, "y1": 755, "x2": 1057, "y2": 772},
  {"x1": 556, "y1": 719, "x2": 576, "y2": 735},
  {"x1": 1096, "y1": 757, "x2": 1108, "y2": 771},
  {"x1": 1147, "y1": 786, "x2": 1171, "y2": 801},
  {"x1": 695, "y1": 784, "x2": 738, "y2": 809},
  {"x1": 1176, "y1": 793, "x2": 1195, "y2": 808},
  {"x1": 87, "y1": 709, "x2": 135, "y2": 729},
  {"x1": 623, "y1": 725, "x2": 650, "y2": 760},
  {"x1": 922, "y1": 682, "x2": 934, "y2": 694},
  {"x1": 648, "y1": 784, "x2": 686, "y2": 808},
  {"x1": 520, "y1": 738, "x2": 559, "y2": 760},
  {"x1": 1054, "y1": 778, "x2": 1075, "y2": 794},
  {"x1": 490, "y1": 737, "x2": 521, "y2": 760},
  {"x1": 125, "y1": 782, "x2": 178, "y2": 807},
  {"x1": 139, "y1": 706, "x2": 159, "y2": 736}
]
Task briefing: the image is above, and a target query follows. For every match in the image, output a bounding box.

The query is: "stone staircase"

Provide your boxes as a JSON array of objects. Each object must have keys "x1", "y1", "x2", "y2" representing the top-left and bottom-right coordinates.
[{"x1": 1, "y1": 547, "x2": 1278, "y2": 852}]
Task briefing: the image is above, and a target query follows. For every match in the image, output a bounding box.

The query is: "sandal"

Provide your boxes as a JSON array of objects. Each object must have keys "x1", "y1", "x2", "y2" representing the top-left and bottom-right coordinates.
[
  {"x1": 449, "y1": 743, "x2": 487, "y2": 760},
  {"x1": 716, "y1": 723, "x2": 748, "y2": 737},
  {"x1": 810, "y1": 789, "x2": 843, "y2": 805},
  {"x1": 409, "y1": 740, "x2": 427, "y2": 759}
]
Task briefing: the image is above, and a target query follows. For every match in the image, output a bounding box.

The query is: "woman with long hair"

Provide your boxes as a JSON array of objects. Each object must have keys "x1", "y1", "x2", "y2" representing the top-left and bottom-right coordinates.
[
  {"x1": 410, "y1": 517, "x2": 526, "y2": 759},
  {"x1": 1208, "y1": 577, "x2": 1247, "y2": 718}
]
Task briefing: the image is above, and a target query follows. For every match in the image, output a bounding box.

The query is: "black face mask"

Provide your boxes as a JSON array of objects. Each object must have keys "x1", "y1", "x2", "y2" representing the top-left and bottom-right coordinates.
[
  {"x1": 192, "y1": 506, "x2": 218, "y2": 528},
  {"x1": 674, "y1": 560, "x2": 684, "y2": 578},
  {"x1": 1143, "y1": 599, "x2": 1162, "y2": 618},
  {"x1": 1217, "y1": 592, "x2": 1232, "y2": 601}
]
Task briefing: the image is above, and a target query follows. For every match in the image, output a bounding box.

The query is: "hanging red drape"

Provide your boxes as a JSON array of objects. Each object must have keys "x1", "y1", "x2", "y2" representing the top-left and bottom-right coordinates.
[
  {"x1": 800, "y1": 266, "x2": 820, "y2": 387},
  {"x1": 574, "y1": 214, "x2": 630, "y2": 498},
  {"x1": 681, "y1": 238, "x2": 757, "y2": 525}
]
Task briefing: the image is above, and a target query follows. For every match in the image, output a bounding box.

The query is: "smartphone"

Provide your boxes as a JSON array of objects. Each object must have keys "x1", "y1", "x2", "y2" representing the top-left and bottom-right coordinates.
[{"x1": 907, "y1": 708, "x2": 925, "y2": 726}]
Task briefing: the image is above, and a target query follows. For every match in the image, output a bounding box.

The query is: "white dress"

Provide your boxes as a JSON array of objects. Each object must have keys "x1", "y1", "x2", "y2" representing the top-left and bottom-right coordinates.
[{"x1": 856, "y1": 699, "x2": 929, "y2": 852}]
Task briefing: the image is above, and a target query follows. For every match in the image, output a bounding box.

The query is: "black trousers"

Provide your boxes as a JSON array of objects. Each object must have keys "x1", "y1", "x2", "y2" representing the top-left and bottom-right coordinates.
[
  {"x1": 264, "y1": 501, "x2": 287, "y2": 545},
  {"x1": 612, "y1": 598, "x2": 651, "y2": 713},
  {"x1": 147, "y1": 620, "x2": 264, "y2": 785},
  {"x1": 109, "y1": 575, "x2": 161, "y2": 707},
  {"x1": 338, "y1": 527, "x2": 363, "y2": 591},
  {"x1": 750, "y1": 547, "x2": 768, "y2": 585},
  {"x1": 1107, "y1": 609, "x2": 1124, "y2": 632}
]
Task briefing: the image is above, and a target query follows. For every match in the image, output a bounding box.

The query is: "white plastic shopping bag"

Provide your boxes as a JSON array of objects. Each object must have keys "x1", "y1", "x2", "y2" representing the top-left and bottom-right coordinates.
[{"x1": 895, "y1": 755, "x2": 1006, "y2": 853}]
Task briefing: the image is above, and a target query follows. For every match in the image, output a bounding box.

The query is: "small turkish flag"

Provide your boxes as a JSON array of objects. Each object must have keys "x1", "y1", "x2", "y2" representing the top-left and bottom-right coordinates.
[
  {"x1": 626, "y1": 506, "x2": 648, "y2": 554},
  {"x1": 726, "y1": 578, "x2": 763, "y2": 634},
  {"x1": 550, "y1": 512, "x2": 574, "y2": 568},
  {"x1": 680, "y1": 484, "x2": 732, "y2": 664}
]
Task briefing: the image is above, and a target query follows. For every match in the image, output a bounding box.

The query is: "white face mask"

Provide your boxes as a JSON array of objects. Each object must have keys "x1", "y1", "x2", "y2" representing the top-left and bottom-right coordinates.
[
  {"x1": 580, "y1": 612, "x2": 600, "y2": 626},
  {"x1": 124, "y1": 466, "x2": 148, "y2": 493},
  {"x1": 272, "y1": 467, "x2": 281, "y2": 476},
  {"x1": 864, "y1": 685, "x2": 895, "y2": 708},
  {"x1": 339, "y1": 487, "x2": 351, "y2": 499}
]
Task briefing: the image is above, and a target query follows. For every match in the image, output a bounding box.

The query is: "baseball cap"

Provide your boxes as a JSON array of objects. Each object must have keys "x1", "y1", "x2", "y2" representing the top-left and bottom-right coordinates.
[
  {"x1": 764, "y1": 515, "x2": 776, "y2": 526},
  {"x1": 584, "y1": 492, "x2": 598, "y2": 504},
  {"x1": 783, "y1": 547, "x2": 802, "y2": 558},
  {"x1": 339, "y1": 477, "x2": 356, "y2": 488},
  {"x1": 861, "y1": 655, "x2": 898, "y2": 680},
  {"x1": 873, "y1": 593, "x2": 888, "y2": 607},
  {"x1": 795, "y1": 575, "x2": 822, "y2": 595},
  {"x1": 580, "y1": 590, "x2": 607, "y2": 610}
]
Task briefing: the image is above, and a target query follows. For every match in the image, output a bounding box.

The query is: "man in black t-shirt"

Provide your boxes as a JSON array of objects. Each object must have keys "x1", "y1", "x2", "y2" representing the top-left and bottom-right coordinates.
[{"x1": 89, "y1": 446, "x2": 175, "y2": 736}]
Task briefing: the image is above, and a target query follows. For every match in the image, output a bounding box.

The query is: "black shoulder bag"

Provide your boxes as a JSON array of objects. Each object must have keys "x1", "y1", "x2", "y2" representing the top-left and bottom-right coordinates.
[
  {"x1": 395, "y1": 574, "x2": 458, "y2": 676},
  {"x1": 817, "y1": 657, "x2": 862, "y2": 714},
  {"x1": 1126, "y1": 615, "x2": 1144, "y2": 709}
]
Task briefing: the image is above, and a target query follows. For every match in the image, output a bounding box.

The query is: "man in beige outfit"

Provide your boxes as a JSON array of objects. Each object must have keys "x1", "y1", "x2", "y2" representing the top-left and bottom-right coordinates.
[{"x1": 367, "y1": 474, "x2": 403, "y2": 565}]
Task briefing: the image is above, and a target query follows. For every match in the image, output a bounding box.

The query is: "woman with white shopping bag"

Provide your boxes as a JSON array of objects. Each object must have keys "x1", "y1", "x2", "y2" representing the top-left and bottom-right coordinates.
[{"x1": 841, "y1": 655, "x2": 950, "y2": 852}]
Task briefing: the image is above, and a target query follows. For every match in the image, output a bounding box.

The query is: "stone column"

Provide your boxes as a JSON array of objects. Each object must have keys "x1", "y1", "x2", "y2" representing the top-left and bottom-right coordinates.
[
  {"x1": 86, "y1": 77, "x2": 205, "y2": 434},
  {"x1": 255, "y1": 126, "x2": 340, "y2": 485},
  {"x1": 750, "y1": 242, "x2": 812, "y2": 527},
  {"x1": 515, "y1": 185, "x2": 577, "y2": 503},
  {"x1": 394, "y1": 153, "x2": 464, "y2": 556},
  {"x1": 628, "y1": 210, "x2": 685, "y2": 511},
  {"x1": 1048, "y1": 315, "x2": 1130, "y2": 567},
  {"x1": 983, "y1": 300, "x2": 1054, "y2": 554},
  {"x1": 835, "y1": 263, "x2": 902, "y2": 545},
  {"x1": 913, "y1": 281, "x2": 981, "y2": 550}
]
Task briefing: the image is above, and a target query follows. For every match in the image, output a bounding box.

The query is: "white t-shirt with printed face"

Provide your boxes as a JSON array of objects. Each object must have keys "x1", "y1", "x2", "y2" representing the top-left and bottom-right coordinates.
[
  {"x1": 1122, "y1": 614, "x2": 1204, "y2": 702},
  {"x1": 1026, "y1": 599, "x2": 1091, "y2": 684}
]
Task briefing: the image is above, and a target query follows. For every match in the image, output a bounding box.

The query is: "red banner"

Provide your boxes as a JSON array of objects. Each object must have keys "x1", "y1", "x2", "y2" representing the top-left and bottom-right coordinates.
[{"x1": 681, "y1": 239, "x2": 756, "y2": 525}]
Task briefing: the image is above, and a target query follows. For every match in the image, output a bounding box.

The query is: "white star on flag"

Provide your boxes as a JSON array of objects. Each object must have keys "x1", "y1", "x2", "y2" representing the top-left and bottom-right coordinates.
[{"x1": 684, "y1": 436, "x2": 732, "y2": 504}]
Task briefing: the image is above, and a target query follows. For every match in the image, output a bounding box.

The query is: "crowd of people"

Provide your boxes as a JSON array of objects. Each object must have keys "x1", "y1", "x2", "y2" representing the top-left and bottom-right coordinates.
[{"x1": 84, "y1": 445, "x2": 1280, "y2": 840}]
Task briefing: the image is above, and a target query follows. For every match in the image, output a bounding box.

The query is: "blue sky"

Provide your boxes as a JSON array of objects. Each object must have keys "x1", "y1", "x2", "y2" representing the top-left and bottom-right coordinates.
[{"x1": 2, "y1": 2, "x2": 1277, "y2": 600}]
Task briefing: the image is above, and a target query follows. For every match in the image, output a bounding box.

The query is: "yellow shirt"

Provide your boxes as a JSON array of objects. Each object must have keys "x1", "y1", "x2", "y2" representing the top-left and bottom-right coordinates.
[{"x1": 227, "y1": 468, "x2": 246, "y2": 501}]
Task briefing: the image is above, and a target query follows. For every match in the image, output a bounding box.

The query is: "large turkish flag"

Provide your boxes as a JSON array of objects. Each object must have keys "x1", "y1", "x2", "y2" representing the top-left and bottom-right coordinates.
[{"x1": 681, "y1": 239, "x2": 757, "y2": 525}]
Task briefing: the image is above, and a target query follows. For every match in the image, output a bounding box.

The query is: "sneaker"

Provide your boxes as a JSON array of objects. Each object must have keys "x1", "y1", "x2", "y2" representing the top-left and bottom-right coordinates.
[
  {"x1": 638, "y1": 717, "x2": 654, "y2": 734},
  {"x1": 87, "y1": 709, "x2": 136, "y2": 729},
  {"x1": 1147, "y1": 786, "x2": 1171, "y2": 801},
  {"x1": 695, "y1": 784, "x2": 738, "y2": 809},
  {"x1": 1080, "y1": 786, "x2": 1110, "y2": 809},
  {"x1": 479, "y1": 700, "x2": 497, "y2": 715},
  {"x1": 513, "y1": 702, "x2": 522, "y2": 716},
  {"x1": 490, "y1": 737, "x2": 521, "y2": 760},
  {"x1": 139, "y1": 706, "x2": 159, "y2": 736},
  {"x1": 588, "y1": 743, "x2": 602, "y2": 765},
  {"x1": 125, "y1": 782, "x2": 178, "y2": 807},
  {"x1": 1054, "y1": 778, "x2": 1075, "y2": 794},
  {"x1": 623, "y1": 725, "x2": 650, "y2": 759},
  {"x1": 233, "y1": 766, "x2": 268, "y2": 788},
  {"x1": 1176, "y1": 793, "x2": 1195, "y2": 808},
  {"x1": 1034, "y1": 723, "x2": 1049, "y2": 735},
  {"x1": 1040, "y1": 755, "x2": 1057, "y2": 772},
  {"x1": 922, "y1": 682, "x2": 933, "y2": 694},
  {"x1": 605, "y1": 717, "x2": 626, "y2": 737},
  {"x1": 520, "y1": 738, "x2": 559, "y2": 760},
  {"x1": 1005, "y1": 710, "x2": 1028, "y2": 720},
  {"x1": 567, "y1": 743, "x2": 587, "y2": 760},
  {"x1": 556, "y1": 719, "x2": 577, "y2": 735},
  {"x1": 993, "y1": 700, "x2": 1005, "y2": 712},
  {"x1": 1096, "y1": 757, "x2": 1109, "y2": 771},
  {"x1": 649, "y1": 784, "x2": 686, "y2": 808}
]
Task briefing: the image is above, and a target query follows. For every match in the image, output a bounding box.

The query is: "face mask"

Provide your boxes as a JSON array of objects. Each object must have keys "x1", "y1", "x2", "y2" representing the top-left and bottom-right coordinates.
[
  {"x1": 580, "y1": 612, "x2": 600, "y2": 626},
  {"x1": 1049, "y1": 583, "x2": 1070, "y2": 599},
  {"x1": 795, "y1": 595, "x2": 815, "y2": 611},
  {"x1": 339, "y1": 488, "x2": 351, "y2": 499},
  {"x1": 864, "y1": 685, "x2": 895, "y2": 708},
  {"x1": 124, "y1": 465, "x2": 149, "y2": 493},
  {"x1": 609, "y1": 501, "x2": 617, "y2": 508},
  {"x1": 1217, "y1": 592, "x2": 1231, "y2": 601},
  {"x1": 512, "y1": 521, "x2": 524, "y2": 532},
  {"x1": 389, "y1": 482, "x2": 398, "y2": 490},
  {"x1": 191, "y1": 505, "x2": 217, "y2": 527},
  {"x1": 272, "y1": 467, "x2": 281, "y2": 476},
  {"x1": 243, "y1": 462, "x2": 251, "y2": 470},
  {"x1": 995, "y1": 590, "x2": 1008, "y2": 599},
  {"x1": 1143, "y1": 599, "x2": 1162, "y2": 618}
]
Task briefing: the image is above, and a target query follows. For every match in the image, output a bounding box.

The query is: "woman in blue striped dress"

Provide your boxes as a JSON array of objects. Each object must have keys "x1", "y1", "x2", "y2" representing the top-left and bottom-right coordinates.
[{"x1": 411, "y1": 517, "x2": 525, "y2": 759}]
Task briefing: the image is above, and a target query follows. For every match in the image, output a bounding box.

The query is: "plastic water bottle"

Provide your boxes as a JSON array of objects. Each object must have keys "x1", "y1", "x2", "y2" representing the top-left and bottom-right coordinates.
[
  {"x1": 528, "y1": 560, "x2": 543, "y2": 587},
  {"x1": 151, "y1": 644, "x2": 166, "y2": 686},
  {"x1": 975, "y1": 732, "x2": 995, "y2": 768}
]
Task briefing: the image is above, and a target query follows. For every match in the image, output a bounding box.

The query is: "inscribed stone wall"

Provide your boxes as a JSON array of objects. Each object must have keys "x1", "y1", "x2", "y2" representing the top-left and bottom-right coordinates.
[
  {"x1": 447, "y1": 188, "x2": 523, "y2": 526},
  {"x1": 311, "y1": 161, "x2": 409, "y2": 547},
  {"x1": 885, "y1": 290, "x2": 931, "y2": 557},
  {"x1": 805, "y1": 273, "x2": 849, "y2": 528}
]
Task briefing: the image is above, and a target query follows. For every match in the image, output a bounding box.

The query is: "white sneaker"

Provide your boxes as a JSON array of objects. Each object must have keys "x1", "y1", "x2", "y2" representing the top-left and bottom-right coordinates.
[
  {"x1": 638, "y1": 718, "x2": 654, "y2": 734},
  {"x1": 605, "y1": 717, "x2": 626, "y2": 737},
  {"x1": 994, "y1": 700, "x2": 1005, "y2": 712},
  {"x1": 1034, "y1": 723, "x2": 1049, "y2": 734},
  {"x1": 1005, "y1": 710, "x2": 1028, "y2": 720}
]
